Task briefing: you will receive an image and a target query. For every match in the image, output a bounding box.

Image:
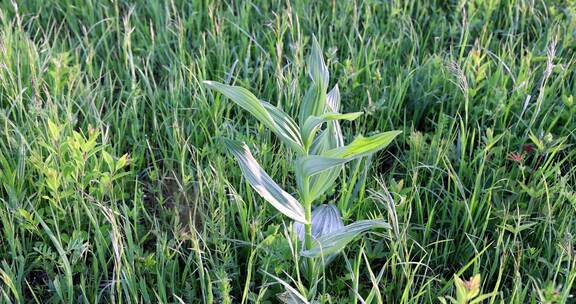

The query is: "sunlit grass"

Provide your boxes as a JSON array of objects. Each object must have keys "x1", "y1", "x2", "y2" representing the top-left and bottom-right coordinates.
[{"x1": 0, "y1": 1, "x2": 575, "y2": 303}]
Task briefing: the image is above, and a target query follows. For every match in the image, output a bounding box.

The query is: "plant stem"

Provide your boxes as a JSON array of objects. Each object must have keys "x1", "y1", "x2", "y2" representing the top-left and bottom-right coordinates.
[
  {"x1": 304, "y1": 201, "x2": 313, "y2": 278},
  {"x1": 302, "y1": 177, "x2": 314, "y2": 281}
]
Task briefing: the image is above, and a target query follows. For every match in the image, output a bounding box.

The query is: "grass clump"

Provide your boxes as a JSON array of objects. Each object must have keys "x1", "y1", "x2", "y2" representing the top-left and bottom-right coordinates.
[{"x1": 0, "y1": 0, "x2": 575, "y2": 303}]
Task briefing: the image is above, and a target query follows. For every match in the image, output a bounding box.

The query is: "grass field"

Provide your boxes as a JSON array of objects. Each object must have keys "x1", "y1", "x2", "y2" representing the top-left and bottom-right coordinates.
[{"x1": 1, "y1": 0, "x2": 575, "y2": 303}]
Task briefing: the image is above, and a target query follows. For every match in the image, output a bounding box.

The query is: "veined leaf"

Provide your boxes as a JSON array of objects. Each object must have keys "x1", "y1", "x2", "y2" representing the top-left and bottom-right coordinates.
[
  {"x1": 297, "y1": 156, "x2": 348, "y2": 178},
  {"x1": 277, "y1": 290, "x2": 310, "y2": 304},
  {"x1": 301, "y1": 220, "x2": 391, "y2": 258},
  {"x1": 308, "y1": 36, "x2": 329, "y2": 90},
  {"x1": 302, "y1": 112, "x2": 363, "y2": 148},
  {"x1": 305, "y1": 131, "x2": 400, "y2": 202},
  {"x1": 262, "y1": 101, "x2": 303, "y2": 151},
  {"x1": 298, "y1": 36, "x2": 329, "y2": 126},
  {"x1": 309, "y1": 85, "x2": 343, "y2": 154},
  {"x1": 308, "y1": 171, "x2": 342, "y2": 202},
  {"x1": 225, "y1": 140, "x2": 307, "y2": 223},
  {"x1": 294, "y1": 205, "x2": 344, "y2": 267},
  {"x1": 305, "y1": 85, "x2": 345, "y2": 201},
  {"x1": 294, "y1": 158, "x2": 343, "y2": 203},
  {"x1": 204, "y1": 81, "x2": 304, "y2": 154},
  {"x1": 325, "y1": 85, "x2": 344, "y2": 149},
  {"x1": 326, "y1": 131, "x2": 402, "y2": 159},
  {"x1": 299, "y1": 131, "x2": 400, "y2": 178},
  {"x1": 326, "y1": 84, "x2": 340, "y2": 112},
  {"x1": 298, "y1": 85, "x2": 326, "y2": 128},
  {"x1": 294, "y1": 204, "x2": 344, "y2": 242}
]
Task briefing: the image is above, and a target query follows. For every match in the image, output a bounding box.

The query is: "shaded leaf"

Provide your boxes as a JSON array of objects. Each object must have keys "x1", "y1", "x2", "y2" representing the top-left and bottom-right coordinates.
[
  {"x1": 326, "y1": 84, "x2": 340, "y2": 112},
  {"x1": 262, "y1": 101, "x2": 303, "y2": 153},
  {"x1": 301, "y1": 220, "x2": 391, "y2": 258},
  {"x1": 298, "y1": 131, "x2": 400, "y2": 181},
  {"x1": 302, "y1": 112, "x2": 362, "y2": 148},
  {"x1": 297, "y1": 156, "x2": 348, "y2": 178},
  {"x1": 298, "y1": 85, "x2": 326, "y2": 128},
  {"x1": 305, "y1": 85, "x2": 345, "y2": 201},
  {"x1": 309, "y1": 85, "x2": 342, "y2": 154},
  {"x1": 264, "y1": 271, "x2": 309, "y2": 304},
  {"x1": 47, "y1": 119, "x2": 61, "y2": 141},
  {"x1": 294, "y1": 204, "x2": 344, "y2": 242}
]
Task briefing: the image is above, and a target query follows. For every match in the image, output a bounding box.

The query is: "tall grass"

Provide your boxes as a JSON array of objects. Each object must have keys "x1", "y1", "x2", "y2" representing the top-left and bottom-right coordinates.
[{"x1": 0, "y1": 0, "x2": 574, "y2": 303}]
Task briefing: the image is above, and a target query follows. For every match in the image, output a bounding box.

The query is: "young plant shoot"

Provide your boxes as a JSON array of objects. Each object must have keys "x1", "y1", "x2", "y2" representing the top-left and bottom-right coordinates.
[{"x1": 203, "y1": 37, "x2": 400, "y2": 279}]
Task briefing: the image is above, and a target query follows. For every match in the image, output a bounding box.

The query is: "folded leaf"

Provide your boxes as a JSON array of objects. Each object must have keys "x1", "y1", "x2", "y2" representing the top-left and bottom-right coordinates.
[
  {"x1": 297, "y1": 156, "x2": 348, "y2": 178},
  {"x1": 294, "y1": 157, "x2": 343, "y2": 202},
  {"x1": 308, "y1": 36, "x2": 329, "y2": 90},
  {"x1": 298, "y1": 36, "x2": 329, "y2": 126},
  {"x1": 204, "y1": 81, "x2": 305, "y2": 154},
  {"x1": 325, "y1": 131, "x2": 402, "y2": 159},
  {"x1": 301, "y1": 220, "x2": 391, "y2": 258},
  {"x1": 325, "y1": 85, "x2": 344, "y2": 148},
  {"x1": 294, "y1": 204, "x2": 344, "y2": 242},
  {"x1": 298, "y1": 85, "x2": 326, "y2": 128},
  {"x1": 304, "y1": 132, "x2": 401, "y2": 201},
  {"x1": 302, "y1": 112, "x2": 362, "y2": 148},
  {"x1": 262, "y1": 101, "x2": 304, "y2": 153},
  {"x1": 310, "y1": 85, "x2": 343, "y2": 155},
  {"x1": 225, "y1": 139, "x2": 308, "y2": 223},
  {"x1": 326, "y1": 84, "x2": 341, "y2": 113},
  {"x1": 298, "y1": 131, "x2": 400, "y2": 179},
  {"x1": 294, "y1": 205, "x2": 345, "y2": 267},
  {"x1": 308, "y1": 170, "x2": 342, "y2": 202},
  {"x1": 305, "y1": 85, "x2": 345, "y2": 200}
]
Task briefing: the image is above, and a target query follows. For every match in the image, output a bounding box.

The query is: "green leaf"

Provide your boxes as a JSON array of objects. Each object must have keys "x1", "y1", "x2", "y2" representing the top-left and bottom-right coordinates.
[
  {"x1": 326, "y1": 131, "x2": 402, "y2": 159},
  {"x1": 204, "y1": 81, "x2": 304, "y2": 154},
  {"x1": 324, "y1": 85, "x2": 343, "y2": 149},
  {"x1": 310, "y1": 86, "x2": 343, "y2": 154},
  {"x1": 297, "y1": 131, "x2": 401, "y2": 183},
  {"x1": 298, "y1": 36, "x2": 329, "y2": 126},
  {"x1": 299, "y1": 131, "x2": 401, "y2": 200},
  {"x1": 295, "y1": 204, "x2": 344, "y2": 266},
  {"x1": 301, "y1": 220, "x2": 391, "y2": 258},
  {"x1": 47, "y1": 119, "x2": 61, "y2": 142},
  {"x1": 225, "y1": 139, "x2": 308, "y2": 224},
  {"x1": 298, "y1": 85, "x2": 326, "y2": 128},
  {"x1": 45, "y1": 168, "x2": 60, "y2": 193},
  {"x1": 297, "y1": 156, "x2": 348, "y2": 178},
  {"x1": 308, "y1": 36, "x2": 329, "y2": 89},
  {"x1": 326, "y1": 84, "x2": 340, "y2": 112},
  {"x1": 308, "y1": 170, "x2": 342, "y2": 202},
  {"x1": 102, "y1": 150, "x2": 114, "y2": 172},
  {"x1": 262, "y1": 101, "x2": 303, "y2": 153},
  {"x1": 302, "y1": 112, "x2": 362, "y2": 148},
  {"x1": 304, "y1": 85, "x2": 345, "y2": 201},
  {"x1": 116, "y1": 153, "x2": 130, "y2": 170},
  {"x1": 294, "y1": 204, "x2": 343, "y2": 242},
  {"x1": 264, "y1": 271, "x2": 310, "y2": 304}
]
